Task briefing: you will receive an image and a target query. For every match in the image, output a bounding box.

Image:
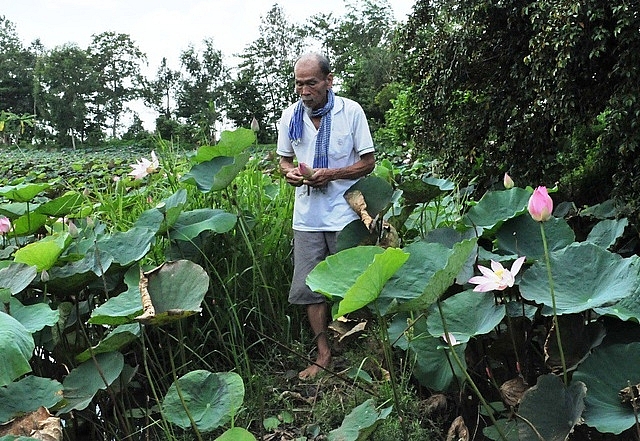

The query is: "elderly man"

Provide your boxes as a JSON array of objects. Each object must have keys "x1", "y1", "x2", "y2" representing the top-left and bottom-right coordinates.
[{"x1": 276, "y1": 52, "x2": 375, "y2": 379}]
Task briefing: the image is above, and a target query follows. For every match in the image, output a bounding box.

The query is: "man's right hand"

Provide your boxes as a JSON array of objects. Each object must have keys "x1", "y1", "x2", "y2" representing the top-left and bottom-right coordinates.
[{"x1": 285, "y1": 168, "x2": 305, "y2": 187}]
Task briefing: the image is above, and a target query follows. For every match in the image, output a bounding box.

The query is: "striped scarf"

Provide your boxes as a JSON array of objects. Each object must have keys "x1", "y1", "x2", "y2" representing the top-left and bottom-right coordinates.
[{"x1": 288, "y1": 89, "x2": 335, "y2": 169}]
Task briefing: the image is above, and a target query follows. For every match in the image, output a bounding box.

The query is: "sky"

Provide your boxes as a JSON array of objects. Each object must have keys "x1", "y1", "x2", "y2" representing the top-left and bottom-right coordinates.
[
  {"x1": 3, "y1": 0, "x2": 416, "y2": 131},
  {"x1": 4, "y1": 0, "x2": 416, "y2": 72}
]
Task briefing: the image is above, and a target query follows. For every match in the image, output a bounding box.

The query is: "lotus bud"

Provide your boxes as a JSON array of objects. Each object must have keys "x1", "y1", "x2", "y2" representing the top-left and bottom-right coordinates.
[
  {"x1": 528, "y1": 186, "x2": 553, "y2": 222},
  {"x1": 68, "y1": 221, "x2": 79, "y2": 238},
  {"x1": 298, "y1": 162, "x2": 315, "y2": 178},
  {"x1": 251, "y1": 117, "x2": 260, "y2": 132},
  {"x1": 503, "y1": 173, "x2": 514, "y2": 189},
  {"x1": 0, "y1": 217, "x2": 11, "y2": 235}
]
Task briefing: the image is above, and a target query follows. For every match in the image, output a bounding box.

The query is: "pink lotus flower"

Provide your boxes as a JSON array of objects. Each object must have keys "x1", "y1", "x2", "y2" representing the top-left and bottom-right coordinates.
[
  {"x1": 468, "y1": 256, "x2": 526, "y2": 292},
  {"x1": 441, "y1": 333, "x2": 461, "y2": 346},
  {"x1": 298, "y1": 162, "x2": 315, "y2": 178},
  {"x1": 128, "y1": 151, "x2": 160, "y2": 180},
  {"x1": 528, "y1": 186, "x2": 553, "y2": 222},
  {"x1": 503, "y1": 173, "x2": 514, "y2": 189},
  {"x1": 0, "y1": 216, "x2": 10, "y2": 235}
]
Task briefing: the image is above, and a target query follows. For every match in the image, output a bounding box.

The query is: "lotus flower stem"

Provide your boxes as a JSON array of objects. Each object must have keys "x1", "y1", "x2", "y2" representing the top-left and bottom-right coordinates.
[
  {"x1": 436, "y1": 299, "x2": 508, "y2": 441},
  {"x1": 504, "y1": 309, "x2": 522, "y2": 374},
  {"x1": 539, "y1": 222, "x2": 568, "y2": 385},
  {"x1": 378, "y1": 314, "x2": 410, "y2": 441}
]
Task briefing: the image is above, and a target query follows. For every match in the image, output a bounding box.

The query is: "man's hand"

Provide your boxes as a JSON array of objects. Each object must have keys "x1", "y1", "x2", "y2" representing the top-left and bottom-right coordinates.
[
  {"x1": 285, "y1": 168, "x2": 305, "y2": 187},
  {"x1": 303, "y1": 168, "x2": 332, "y2": 187}
]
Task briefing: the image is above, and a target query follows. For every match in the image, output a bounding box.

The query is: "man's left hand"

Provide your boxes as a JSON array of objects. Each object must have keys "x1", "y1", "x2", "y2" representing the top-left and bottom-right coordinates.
[{"x1": 303, "y1": 168, "x2": 333, "y2": 187}]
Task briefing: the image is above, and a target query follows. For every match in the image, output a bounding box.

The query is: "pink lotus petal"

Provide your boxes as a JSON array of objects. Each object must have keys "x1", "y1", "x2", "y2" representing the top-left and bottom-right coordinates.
[
  {"x1": 511, "y1": 256, "x2": 526, "y2": 277},
  {"x1": 490, "y1": 260, "x2": 505, "y2": 273}
]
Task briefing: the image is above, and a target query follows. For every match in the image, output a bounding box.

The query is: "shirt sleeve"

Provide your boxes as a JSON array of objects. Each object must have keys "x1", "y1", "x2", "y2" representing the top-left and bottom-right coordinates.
[
  {"x1": 350, "y1": 101, "x2": 375, "y2": 155},
  {"x1": 276, "y1": 109, "x2": 295, "y2": 157}
]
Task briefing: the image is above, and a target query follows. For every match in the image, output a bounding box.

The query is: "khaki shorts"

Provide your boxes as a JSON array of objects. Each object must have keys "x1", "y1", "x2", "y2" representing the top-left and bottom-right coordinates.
[{"x1": 289, "y1": 230, "x2": 338, "y2": 305}]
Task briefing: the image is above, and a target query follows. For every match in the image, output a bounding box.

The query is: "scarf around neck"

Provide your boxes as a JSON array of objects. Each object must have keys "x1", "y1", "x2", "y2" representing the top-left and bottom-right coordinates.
[{"x1": 288, "y1": 89, "x2": 335, "y2": 169}]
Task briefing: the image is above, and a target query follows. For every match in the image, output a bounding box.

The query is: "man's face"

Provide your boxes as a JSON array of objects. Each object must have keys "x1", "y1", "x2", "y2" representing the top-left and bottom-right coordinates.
[{"x1": 294, "y1": 58, "x2": 333, "y2": 110}]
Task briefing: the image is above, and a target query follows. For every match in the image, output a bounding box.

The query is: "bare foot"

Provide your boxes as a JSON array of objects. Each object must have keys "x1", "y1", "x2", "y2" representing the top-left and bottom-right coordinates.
[{"x1": 298, "y1": 353, "x2": 331, "y2": 380}]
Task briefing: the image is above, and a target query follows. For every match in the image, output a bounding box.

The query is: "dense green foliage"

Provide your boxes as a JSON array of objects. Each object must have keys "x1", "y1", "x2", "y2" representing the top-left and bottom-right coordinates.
[
  {"x1": 396, "y1": 0, "x2": 640, "y2": 217},
  {"x1": 2, "y1": 3, "x2": 640, "y2": 437},
  {"x1": 5, "y1": 0, "x2": 640, "y2": 219}
]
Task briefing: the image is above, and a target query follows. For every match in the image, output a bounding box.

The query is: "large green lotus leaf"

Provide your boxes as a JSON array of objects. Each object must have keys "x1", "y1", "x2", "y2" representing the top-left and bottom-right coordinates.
[
  {"x1": 90, "y1": 285, "x2": 142, "y2": 325},
  {"x1": 0, "y1": 263, "x2": 37, "y2": 294},
  {"x1": 215, "y1": 427, "x2": 257, "y2": 441},
  {"x1": 181, "y1": 153, "x2": 250, "y2": 193},
  {"x1": 426, "y1": 291, "x2": 505, "y2": 343},
  {"x1": 34, "y1": 192, "x2": 85, "y2": 217},
  {"x1": 134, "y1": 208, "x2": 164, "y2": 234},
  {"x1": 162, "y1": 370, "x2": 244, "y2": 432},
  {"x1": 90, "y1": 266, "x2": 143, "y2": 325},
  {"x1": 14, "y1": 232, "x2": 71, "y2": 271},
  {"x1": 76, "y1": 323, "x2": 141, "y2": 363},
  {"x1": 593, "y1": 284, "x2": 640, "y2": 322},
  {"x1": 573, "y1": 342, "x2": 640, "y2": 434},
  {"x1": 58, "y1": 351, "x2": 124, "y2": 413},
  {"x1": 586, "y1": 218, "x2": 629, "y2": 250},
  {"x1": 0, "y1": 312, "x2": 34, "y2": 387},
  {"x1": 517, "y1": 374, "x2": 586, "y2": 441},
  {"x1": 0, "y1": 436, "x2": 41, "y2": 441},
  {"x1": 0, "y1": 202, "x2": 28, "y2": 217},
  {"x1": 336, "y1": 219, "x2": 373, "y2": 251},
  {"x1": 495, "y1": 215, "x2": 575, "y2": 260},
  {"x1": 134, "y1": 189, "x2": 187, "y2": 234},
  {"x1": 408, "y1": 333, "x2": 467, "y2": 391},
  {"x1": 193, "y1": 128, "x2": 255, "y2": 162},
  {"x1": 11, "y1": 213, "x2": 47, "y2": 236},
  {"x1": 345, "y1": 176, "x2": 394, "y2": 218},
  {"x1": 387, "y1": 312, "x2": 417, "y2": 351},
  {"x1": 327, "y1": 398, "x2": 393, "y2": 441},
  {"x1": 306, "y1": 246, "x2": 409, "y2": 318},
  {"x1": 0, "y1": 376, "x2": 63, "y2": 423},
  {"x1": 519, "y1": 242, "x2": 639, "y2": 315},
  {"x1": 9, "y1": 298, "x2": 59, "y2": 333},
  {"x1": 170, "y1": 209, "x2": 237, "y2": 241},
  {"x1": 463, "y1": 187, "x2": 531, "y2": 230},
  {"x1": 580, "y1": 199, "x2": 619, "y2": 219},
  {"x1": 0, "y1": 183, "x2": 50, "y2": 202},
  {"x1": 379, "y1": 238, "x2": 477, "y2": 314},
  {"x1": 95, "y1": 226, "x2": 155, "y2": 265},
  {"x1": 424, "y1": 227, "x2": 479, "y2": 285},
  {"x1": 483, "y1": 418, "x2": 521, "y2": 441},
  {"x1": 46, "y1": 248, "x2": 111, "y2": 291},
  {"x1": 138, "y1": 260, "x2": 210, "y2": 325},
  {"x1": 544, "y1": 314, "x2": 606, "y2": 373},
  {"x1": 399, "y1": 176, "x2": 454, "y2": 205}
]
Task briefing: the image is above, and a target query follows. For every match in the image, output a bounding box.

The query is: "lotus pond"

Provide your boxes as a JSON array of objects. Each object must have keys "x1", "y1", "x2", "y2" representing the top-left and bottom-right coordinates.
[{"x1": 0, "y1": 131, "x2": 639, "y2": 440}]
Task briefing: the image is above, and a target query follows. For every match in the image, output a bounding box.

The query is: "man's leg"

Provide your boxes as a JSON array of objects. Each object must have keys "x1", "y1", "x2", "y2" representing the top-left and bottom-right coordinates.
[
  {"x1": 298, "y1": 301, "x2": 331, "y2": 379},
  {"x1": 290, "y1": 231, "x2": 337, "y2": 379}
]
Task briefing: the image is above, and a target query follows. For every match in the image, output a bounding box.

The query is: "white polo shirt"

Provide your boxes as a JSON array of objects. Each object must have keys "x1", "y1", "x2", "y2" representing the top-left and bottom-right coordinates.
[{"x1": 277, "y1": 95, "x2": 375, "y2": 232}]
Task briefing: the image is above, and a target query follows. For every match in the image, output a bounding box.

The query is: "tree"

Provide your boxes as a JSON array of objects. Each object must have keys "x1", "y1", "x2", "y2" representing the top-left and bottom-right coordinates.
[
  {"x1": 149, "y1": 57, "x2": 180, "y2": 119},
  {"x1": 175, "y1": 38, "x2": 228, "y2": 144},
  {"x1": 87, "y1": 32, "x2": 147, "y2": 139},
  {"x1": 34, "y1": 44, "x2": 93, "y2": 147},
  {"x1": 396, "y1": 0, "x2": 640, "y2": 214},
  {"x1": 0, "y1": 16, "x2": 36, "y2": 121},
  {"x1": 224, "y1": 64, "x2": 270, "y2": 142},
  {"x1": 308, "y1": 0, "x2": 399, "y2": 128},
  {"x1": 233, "y1": 4, "x2": 307, "y2": 140}
]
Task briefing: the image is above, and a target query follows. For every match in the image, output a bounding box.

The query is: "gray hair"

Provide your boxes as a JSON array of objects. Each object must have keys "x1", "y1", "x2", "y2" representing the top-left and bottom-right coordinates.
[{"x1": 294, "y1": 52, "x2": 332, "y2": 76}]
